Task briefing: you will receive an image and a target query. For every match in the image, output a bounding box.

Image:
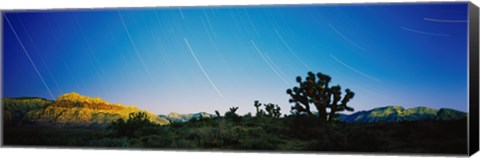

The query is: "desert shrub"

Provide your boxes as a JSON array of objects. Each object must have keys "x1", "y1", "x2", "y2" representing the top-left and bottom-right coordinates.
[
  {"x1": 109, "y1": 112, "x2": 160, "y2": 137},
  {"x1": 170, "y1": 139, "x2": 197, "y2": 149},
  {"x1": 88, "y1": 137, "x2": 129, "y2": 147},
  {"x1": 225, "y1": 107, "x2": 241, "y2": 123},
  {"x1": 124, "y1": 134, "x2": 171, "y2": 148},
  {"x1": 283, "y1": 115, "x2": 324, "y2": 139},
  {"x1": 192, "y1": 127, "x2": 225, "y2": 148},
  {"x1": 243, "y1": 112, "x2": 252, "y2": 118},
  {"x1": 239, "y1": 130, "x2": 282, "y2": 150},
  {"x1": 343, "y1": 126, "x2": 384, "y2": 151},
  {"x1": 241, "y1": 138, "x2": 276, "y2": 150},
  {"x1": 169, "y1": 118, "x2": 189, "y2": 129}
]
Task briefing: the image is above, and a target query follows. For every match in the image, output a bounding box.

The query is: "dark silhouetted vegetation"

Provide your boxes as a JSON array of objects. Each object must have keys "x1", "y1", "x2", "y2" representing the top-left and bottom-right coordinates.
[
  {"x1": 2, "y1": 72, "x2": 469, "y2": 154},
  {"x1": 3, "y1": 111, "x2": 468, "y2": 154},
  {"x1": 254, "y1": 100, "x2": 281, "y2": 118},
  {"x1": 108, "y1": 112, "x2": 161, "y2": 138},
  {"x1": 287, "y1": 72, "x2": 355, "y2": 122}
]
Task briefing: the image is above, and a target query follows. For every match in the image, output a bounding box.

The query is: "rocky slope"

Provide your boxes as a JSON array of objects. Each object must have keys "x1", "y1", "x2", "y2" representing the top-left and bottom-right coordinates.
[
  {"x1": 338, "y1": 106, "x2": 467, "y2": 123},
  {"x1": 3, "y1": 92, "x2": 169, "y2": 127}
]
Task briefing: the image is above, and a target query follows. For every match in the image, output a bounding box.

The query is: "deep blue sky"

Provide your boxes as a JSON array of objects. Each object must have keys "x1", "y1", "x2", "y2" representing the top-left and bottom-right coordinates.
[{"x1": 3, "y1": 2, "x2": 469, "y2": 114}]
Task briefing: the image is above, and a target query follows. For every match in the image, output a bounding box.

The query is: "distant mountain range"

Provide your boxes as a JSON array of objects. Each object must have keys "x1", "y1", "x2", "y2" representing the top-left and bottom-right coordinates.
[
  {"x1": 157, "y1": 106, "x2": 467, "y2": 124},
  {"x1": 3, "y1": 92, "x2": 467, "y2": 127},
  {"x1": 337, "y1": 106, "x2": 467, "y2": 123},
  {"x1": 158, "y1": 112, "x2": 215, "y2": 123}
]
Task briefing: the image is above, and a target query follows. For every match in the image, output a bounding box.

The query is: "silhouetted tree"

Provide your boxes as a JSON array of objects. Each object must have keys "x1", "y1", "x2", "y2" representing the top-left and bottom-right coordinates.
[
  {"x1": 264, "y1": 103, "x2": 281, "y2": 118},
  {"x1": 254, "y1": 100, "x2": 281, "y2": 118},
  {"x1": 254, "y1": 100, "x2": 265, "y2": 117},
  {"x1": 225, "y1": 107, "x2": 240, "y2": 122},
  {"x1": 286, "y1": 71, "x2": 355, "y2": 122}
]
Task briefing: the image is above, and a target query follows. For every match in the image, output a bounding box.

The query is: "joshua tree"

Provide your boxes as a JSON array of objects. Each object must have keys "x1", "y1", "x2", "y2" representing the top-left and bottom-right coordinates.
[
  {"x1": 264, "y1": 103, "x2": 281, "y2": 118},
  {"x1": 286, "y1": 71, "x2": 355, "y2": 122},
  {"x1": 254, "y1": 100, "x2": 281, "y2": 118},
  {"x1": 254, "y1": 100, "x2": 262, "y2": 114},
  {"x1": 254, "y1": 100, "x2": 265, "y2": 117},
  {"x1": 225, "y1": 107, "x2": 239, "y2": 120}
]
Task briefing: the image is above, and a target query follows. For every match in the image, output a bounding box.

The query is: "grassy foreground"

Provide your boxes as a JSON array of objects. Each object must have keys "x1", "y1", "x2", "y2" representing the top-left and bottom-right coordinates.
[{"x1": 3, "y1": 115, "x2": 467, "y2": 154}]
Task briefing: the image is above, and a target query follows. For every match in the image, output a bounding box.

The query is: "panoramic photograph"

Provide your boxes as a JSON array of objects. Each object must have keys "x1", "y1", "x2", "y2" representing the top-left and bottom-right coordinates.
[{"x1": 2, "y1": 2, "x2": 470, "y2": 155}]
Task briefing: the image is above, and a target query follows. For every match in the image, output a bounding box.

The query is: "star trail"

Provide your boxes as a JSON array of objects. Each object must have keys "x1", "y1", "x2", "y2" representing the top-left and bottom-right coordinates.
[{"x1": 3, "y1": 3, "x2": 469, "y2": 114}]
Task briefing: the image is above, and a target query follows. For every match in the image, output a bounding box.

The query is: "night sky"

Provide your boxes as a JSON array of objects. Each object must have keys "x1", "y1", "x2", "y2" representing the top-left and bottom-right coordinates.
[{"x1": 2, "y1": 2, "x2": 469, "y2": 115}]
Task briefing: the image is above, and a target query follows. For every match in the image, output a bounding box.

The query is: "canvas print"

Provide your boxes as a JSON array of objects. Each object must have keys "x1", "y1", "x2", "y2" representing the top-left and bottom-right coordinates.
[{"x1": 2, "y1": 2, "x2": 474, "y2": 155}]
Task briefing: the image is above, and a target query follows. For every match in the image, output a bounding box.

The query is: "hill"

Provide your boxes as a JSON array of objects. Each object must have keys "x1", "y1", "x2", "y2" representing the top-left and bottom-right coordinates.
[
  {"x1": 3, "y1": 97, "x2": 53, "y2": 127},
  {"x1": 338, "y1": 106, "x2": 466, "y2": 123},
  {"x1": 3, "y1": 92, "x2": 169, "y2": 127},
  {"x1": 158, "y1": 112, "x2": 214, "y2": 123}
]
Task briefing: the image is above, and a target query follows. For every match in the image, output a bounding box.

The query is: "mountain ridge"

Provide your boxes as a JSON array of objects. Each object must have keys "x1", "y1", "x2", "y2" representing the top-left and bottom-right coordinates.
[
  {"x1": 3, "y1": 92, "x2": 170, "y2": 127},
  {"x1": 158, "y1": 112, "x2": 214, "y2": 123},
  {"x1": 337, "y1": 105, "x2": 466, "y2": 123}
]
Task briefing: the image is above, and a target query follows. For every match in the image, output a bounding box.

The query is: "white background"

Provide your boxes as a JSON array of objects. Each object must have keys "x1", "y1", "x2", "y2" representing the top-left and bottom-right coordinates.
[{"x1": 0, "y1": 0, "x2": 479, "y2": 158}]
